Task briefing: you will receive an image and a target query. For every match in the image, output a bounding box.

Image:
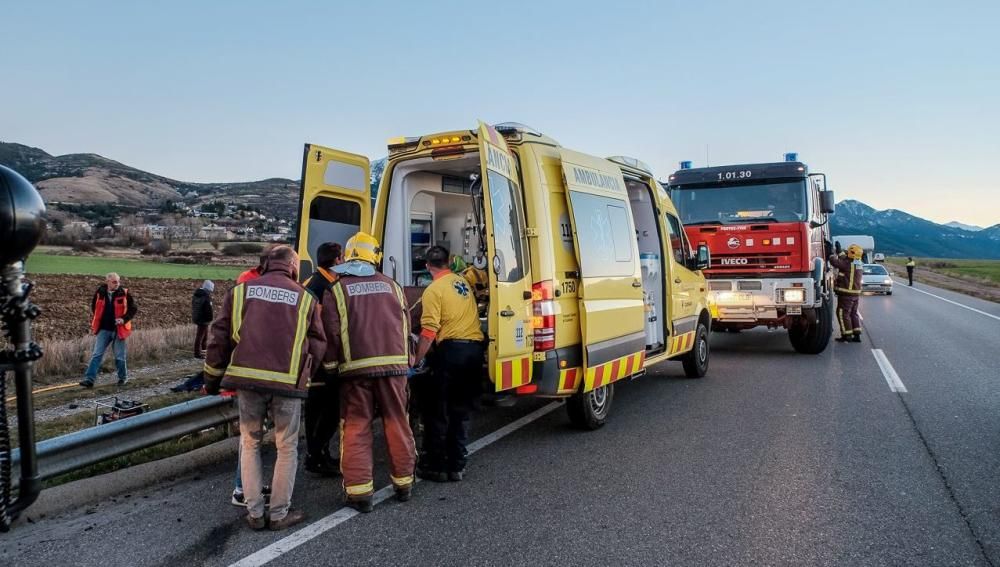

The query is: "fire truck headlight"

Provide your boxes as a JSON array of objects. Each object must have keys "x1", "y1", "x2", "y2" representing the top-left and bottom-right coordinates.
[{"x1": 782, "y1": 289, "x2": 805, "y2": 303}]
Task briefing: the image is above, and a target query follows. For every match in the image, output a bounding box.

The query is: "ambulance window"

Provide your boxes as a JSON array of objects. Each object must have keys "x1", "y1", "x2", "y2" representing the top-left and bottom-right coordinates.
[
  {"x1": 307, "y1": 196, "x2": 361, "y2": 267},
  {"x1": 664, "y1": 213, "x2": 687, "y2": 264},
  {"x1": 569, "y1": 191, "x2": 635, "y2": 277},
  {"x1": 487, "y1": 171, "x2": 526, "y2": 282}
]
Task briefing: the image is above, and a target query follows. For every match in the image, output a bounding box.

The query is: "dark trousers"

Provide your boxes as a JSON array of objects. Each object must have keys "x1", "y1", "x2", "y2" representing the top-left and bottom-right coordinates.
[
  {"x1": 907, "y1": 267, "x2": 914, "y2": 286},
  {"x1": 836, "y1": 293, "x2": 862, "y2": 337},
  {"x1": 305, "y1": 372, "x2": 340, "y2": 459},
  {"x1": 419, "y1": 341, "x2": 484, "y2": 473},
  {"x1": 194, "y1": 324, "x2": 208, "y2": 357}
]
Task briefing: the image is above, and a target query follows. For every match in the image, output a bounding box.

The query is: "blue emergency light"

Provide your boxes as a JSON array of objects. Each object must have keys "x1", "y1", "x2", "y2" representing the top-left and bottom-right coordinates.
[
  {"x1": 784, "y1": 152, "x2": 798, "y2": 162},
  {"x1": 679, "y1": 160, "x2": 692, "y2": 170}
]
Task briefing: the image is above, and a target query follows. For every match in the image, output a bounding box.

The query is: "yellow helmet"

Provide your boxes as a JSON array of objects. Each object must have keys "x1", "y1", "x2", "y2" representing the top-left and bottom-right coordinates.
[
  {"x1": 344, "y1": 232, "x2": 382, "y2": 265},
  {"x1": 846, "y1": 244, "x2": 863, "y2": 260}
]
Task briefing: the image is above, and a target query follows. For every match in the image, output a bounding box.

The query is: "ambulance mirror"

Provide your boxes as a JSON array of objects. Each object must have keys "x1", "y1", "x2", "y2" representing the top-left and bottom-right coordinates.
[{"x1": 694, "y1": 244, "x2": 710, "y2": 271}]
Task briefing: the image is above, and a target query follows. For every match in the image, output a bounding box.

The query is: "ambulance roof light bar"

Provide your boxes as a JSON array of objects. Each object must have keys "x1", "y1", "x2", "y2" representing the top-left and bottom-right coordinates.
[
  {"x1": 606, "y1": 156, "x2": 652, "y2": 175},
  {"x1": 494, "y1": 122, "x2": 543, "y2": 137}
]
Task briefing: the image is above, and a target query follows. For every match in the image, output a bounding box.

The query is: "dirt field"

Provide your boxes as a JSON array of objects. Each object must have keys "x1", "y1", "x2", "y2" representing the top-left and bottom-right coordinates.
[{"x1": 29, "y1": 275, "x2": 235, "y2": 342}]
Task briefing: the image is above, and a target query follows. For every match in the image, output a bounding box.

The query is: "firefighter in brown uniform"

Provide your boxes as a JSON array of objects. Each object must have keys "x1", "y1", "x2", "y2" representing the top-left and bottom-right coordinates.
[
  {"x1": 204, "y1": 245, "x2": 327, "y2": 531},
  {"x1": 830, "y1": 244, "x2": 864, "y2": 343},
  {"x1": 321, "y1": 232, "x2": 416, "y2": 512}
]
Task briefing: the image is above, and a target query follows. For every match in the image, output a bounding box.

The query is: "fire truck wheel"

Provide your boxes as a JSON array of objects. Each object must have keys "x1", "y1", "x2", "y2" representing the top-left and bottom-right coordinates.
[
  {"x1": 788, "y1": 297, "x2": 833, "y2": 354},
  {"x1": 566, "y1": 384, "x2": 614, "y2": 430},
  {"x1": 682, "y1": 322, "x2": 710, "y2": 378}
]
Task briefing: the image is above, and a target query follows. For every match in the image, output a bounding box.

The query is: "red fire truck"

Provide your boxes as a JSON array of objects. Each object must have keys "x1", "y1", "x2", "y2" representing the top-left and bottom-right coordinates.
[{"x1": 666, "y1": 154, "x2": 837, "y2": 353}]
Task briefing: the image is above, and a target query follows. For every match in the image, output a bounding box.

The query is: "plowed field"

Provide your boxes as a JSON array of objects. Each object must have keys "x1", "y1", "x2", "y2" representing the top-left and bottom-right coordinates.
[{"x1": 28, "y1": 275, "x2": 235, "y2": 342}]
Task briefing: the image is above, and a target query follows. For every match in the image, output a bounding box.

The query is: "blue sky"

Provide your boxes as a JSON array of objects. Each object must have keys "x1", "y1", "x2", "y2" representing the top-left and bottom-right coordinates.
[{"x1": 2, "y1": 1, "x2": 998, "y2": 226}]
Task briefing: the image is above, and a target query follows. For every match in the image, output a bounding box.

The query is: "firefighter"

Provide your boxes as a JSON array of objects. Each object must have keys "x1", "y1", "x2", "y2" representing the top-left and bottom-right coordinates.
[
  {"x1": 411, "y1": 246, "x2": 485, "y2": 483},
  {"x1": 321, "y1": 232, "x2": 415, "y2": 513},
  {"x1": 830, "y1": 244, "x2": 864, "y2": 343},
  {"x1": 204, "y1": 245, "x2": 326, "y2": 531},
  {"x1": 906, "y1": 257, "x2": 916, "y2": 286},
  {"x1": 302, "y1": 242, "x2": 343, "y2": 477}
]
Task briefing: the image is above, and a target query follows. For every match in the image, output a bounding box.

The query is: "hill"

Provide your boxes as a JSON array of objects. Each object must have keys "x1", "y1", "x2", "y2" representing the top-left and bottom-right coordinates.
[
  {"x1": 0, "y1": 142, "x2": 299, "y2": 219},
  {"x1": 832, "y1": 200, "x2": 1000, "y2": 259}
]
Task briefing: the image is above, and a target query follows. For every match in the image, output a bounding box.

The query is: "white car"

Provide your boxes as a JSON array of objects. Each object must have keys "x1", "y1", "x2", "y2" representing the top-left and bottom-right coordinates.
[{"x1": 861, "y1": 263, "x2": 893, "y2": 295}]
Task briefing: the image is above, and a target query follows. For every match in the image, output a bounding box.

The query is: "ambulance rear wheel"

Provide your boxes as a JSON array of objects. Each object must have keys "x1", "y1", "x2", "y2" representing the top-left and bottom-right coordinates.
[
  {"x1": 566, "y1": 384, "x2": 614, "y2": 430},
  {"x1": 681, "y1": 322, "x2": 710, "y2": 378}
]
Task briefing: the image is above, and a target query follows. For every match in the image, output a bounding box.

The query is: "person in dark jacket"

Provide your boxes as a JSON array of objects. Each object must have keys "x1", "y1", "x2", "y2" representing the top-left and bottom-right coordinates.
[
  {"x1": 830, "y1": 244, "x2": 864, "y2": 342},
  {"x1": 322, "y1": 232, "x2": 415, "y2": 512},
  {"x1": 204, "y1": 245, "x2": 327, "y2": 531},
  {"x1": 906, "y1": 257, "x2": 916, "y2": 286},
  {"x1": 80, "y1": 272, "x2": 138, "y2": 388},
  {"x1": 302, "y1": 242, "x2": 343, "y2": 476},
  {"x1": 191, "y1": 280, "x2": 215, "y2": 358}
]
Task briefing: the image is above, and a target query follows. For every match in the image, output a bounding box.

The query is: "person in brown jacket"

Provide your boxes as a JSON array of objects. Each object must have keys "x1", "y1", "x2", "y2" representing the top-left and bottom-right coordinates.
[
  {"x1": 830, "y1": 244, "x2": 864, "y2": 343},
  {"x1": 321, "y1": 232, "x2": 415, "y2": 513},
  {"x1": 204, "y1": 245, "x2": 326, "y2": 531}
]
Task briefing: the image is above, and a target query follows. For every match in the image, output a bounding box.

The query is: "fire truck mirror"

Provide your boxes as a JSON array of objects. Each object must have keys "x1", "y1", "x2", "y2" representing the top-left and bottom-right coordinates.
[{"x1": 819, "y1": 190, "x2": 836, "y2": 214}]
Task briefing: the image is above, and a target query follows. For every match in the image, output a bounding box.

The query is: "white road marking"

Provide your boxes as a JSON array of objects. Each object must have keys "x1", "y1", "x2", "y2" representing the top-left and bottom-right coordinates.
[
  {"x1": 229, "y1": 401, "x2": 562, "y2": 567},
  {"x1": 895, "y1": 280, "x2": 1000, "y2": 322},
  {"x1": 872, "y1": 349, "x2": 908, "y2": 393}
]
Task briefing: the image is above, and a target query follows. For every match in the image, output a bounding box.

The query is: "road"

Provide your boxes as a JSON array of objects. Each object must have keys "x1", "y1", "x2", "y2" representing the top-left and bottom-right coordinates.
[{"x1": 3, "y1": 278, "x2": 998, "y2": 566}]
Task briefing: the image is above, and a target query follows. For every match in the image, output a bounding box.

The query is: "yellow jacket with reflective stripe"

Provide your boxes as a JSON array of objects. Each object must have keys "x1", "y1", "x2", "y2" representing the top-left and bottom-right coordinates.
[
  {"x1": 320, "y1": 272, "x2": 409, "y2": 378},
  {"x1": 204, "y1": 261, "x2": 327, "y2": 398}
]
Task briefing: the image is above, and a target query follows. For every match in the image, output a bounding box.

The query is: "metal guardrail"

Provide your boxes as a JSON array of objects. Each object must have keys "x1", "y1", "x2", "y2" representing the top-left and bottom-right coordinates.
[{"x1": 10, "y1": 395, "x2": 237, "y2": 487}]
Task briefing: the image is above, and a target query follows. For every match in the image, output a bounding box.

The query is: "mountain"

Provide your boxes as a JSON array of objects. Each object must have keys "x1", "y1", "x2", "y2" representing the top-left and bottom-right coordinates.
[
  {"x1": 944, "y1": 221, "x2": 983, "y2": 232},
  {"x1": 0, "y1": 142, "x2": 299, "y2": 219},
  {"x1": 832, "y1": 200, "x2": 1000, "y2": 259}
]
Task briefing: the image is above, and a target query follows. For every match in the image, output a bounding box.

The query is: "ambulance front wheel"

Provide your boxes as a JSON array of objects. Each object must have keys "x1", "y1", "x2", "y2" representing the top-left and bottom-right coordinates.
[
  {"x1": 566, "y1": 384, "x2": 614, "y2": 430},
  {"x1": 681, "y1": 321, "x2": 710, "y2": 378}
]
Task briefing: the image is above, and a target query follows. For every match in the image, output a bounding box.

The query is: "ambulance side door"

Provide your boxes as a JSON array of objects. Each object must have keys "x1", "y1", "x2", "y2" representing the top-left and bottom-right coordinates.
[
  {"x1": 296, "y1": 144, "x2": 372, "y2": 278},
  {"x1": 663, "y1": 212, "x2": 700, "y2": 354},
  {"x1": 559, "y1": 150, "x2": 646, "y2": 392},
  {"x1": 477, "y1": 122, "x2": 534, "y2": 392}
]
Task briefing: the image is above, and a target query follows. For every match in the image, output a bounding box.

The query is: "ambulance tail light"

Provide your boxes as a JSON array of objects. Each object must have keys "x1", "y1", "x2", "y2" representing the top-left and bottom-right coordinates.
[{"x1": 533, "y1": 280, "x2": 556, "y2": 351}]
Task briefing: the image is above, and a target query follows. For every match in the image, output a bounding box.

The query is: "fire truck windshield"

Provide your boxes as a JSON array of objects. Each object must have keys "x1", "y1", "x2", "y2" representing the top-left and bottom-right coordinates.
[{"x1": 672, "y1": 180, "x2": 808, "y2": 225}]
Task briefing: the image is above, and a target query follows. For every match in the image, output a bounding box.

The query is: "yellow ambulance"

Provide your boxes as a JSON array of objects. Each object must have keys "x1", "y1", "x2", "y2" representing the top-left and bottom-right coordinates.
[{"x1": 296, "y1": 122, "x2": 712, "y2": 428}]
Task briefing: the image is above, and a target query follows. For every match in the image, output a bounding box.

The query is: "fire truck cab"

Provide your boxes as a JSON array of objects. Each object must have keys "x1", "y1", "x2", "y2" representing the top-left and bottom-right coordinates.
[
  {"x1": 667, "y1": 155, "x2": 837, "y2": 354},
  {"x1": 296, "y1": 121, "x2": 712, "y2": 428}
]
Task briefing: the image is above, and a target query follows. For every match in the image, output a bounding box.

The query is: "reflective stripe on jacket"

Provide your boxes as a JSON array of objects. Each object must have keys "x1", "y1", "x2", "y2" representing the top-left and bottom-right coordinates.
[
  {"x1": 321, "y1": 272, "x2": 409, "y2": 378},
  {"x1": 204, "y1": 262, "x2": 327, "y2": 398},
  {"x1": 829, "y1": 255, "x2": 863, "y2": 295},
  {"x1": 90, "y1": 286, "x2": 137, "y2": 339}
]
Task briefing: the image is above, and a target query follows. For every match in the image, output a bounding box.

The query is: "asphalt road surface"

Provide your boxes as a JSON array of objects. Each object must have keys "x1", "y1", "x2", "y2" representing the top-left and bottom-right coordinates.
[{"x1": 3, "y1": 278, "x2": 998, "y2": 566}]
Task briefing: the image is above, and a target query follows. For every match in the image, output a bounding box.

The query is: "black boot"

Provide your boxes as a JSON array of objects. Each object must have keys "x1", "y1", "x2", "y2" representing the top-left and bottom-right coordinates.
[
  {"x1": 851, "y1": 334, "x2": 862, "y2": 343},
  {"x1": 305, "y1": 453, "x2": 340, "y2": 477},
  {"x1": 835, "y1": 335, "x2": 853, "y2": 343}
]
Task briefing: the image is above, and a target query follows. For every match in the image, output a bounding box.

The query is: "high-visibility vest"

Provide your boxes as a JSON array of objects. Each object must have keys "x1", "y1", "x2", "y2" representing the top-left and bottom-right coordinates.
[{"x1": 91, "y1": 288, "x2": 133, "y2": 339}]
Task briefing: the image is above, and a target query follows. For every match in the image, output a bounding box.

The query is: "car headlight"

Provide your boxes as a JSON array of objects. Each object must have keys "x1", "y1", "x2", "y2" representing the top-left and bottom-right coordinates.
[
  {"x1": 883, "y1": 278, "x2": 892, "y2": 284},
  {"x1": 782, "y1": 288, "x2": 805, "y2": 303}
]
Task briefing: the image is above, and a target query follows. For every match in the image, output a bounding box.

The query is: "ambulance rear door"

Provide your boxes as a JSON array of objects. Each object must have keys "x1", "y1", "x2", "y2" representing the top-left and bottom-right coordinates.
[
  {"x1": 296, "y1": 144, "x2": 372, "y2": 277},
  {"x1": 477, "y1": 121, "x2": 534, "y2": 392},
  {"x1": 558, "y1": 150, "x2": 646, "y2": 392}
]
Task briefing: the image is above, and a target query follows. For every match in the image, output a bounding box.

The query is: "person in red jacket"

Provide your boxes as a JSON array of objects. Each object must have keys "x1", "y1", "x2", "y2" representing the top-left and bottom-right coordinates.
[
  {"x1": 80, "y1": 272, "x2": 137, "y2": 388},
  {"x1": 237, "y1": 252, "x2": 268, "y2": 283}
]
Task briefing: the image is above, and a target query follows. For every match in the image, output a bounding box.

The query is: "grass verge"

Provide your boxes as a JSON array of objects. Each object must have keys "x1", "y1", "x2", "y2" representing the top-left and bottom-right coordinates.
[
  {"x1": 24, "y1": 253, "x2": 243, "y2": 280},
  {"x1": 34, "y1": 324, "x2": 195, "y2": 384}
]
